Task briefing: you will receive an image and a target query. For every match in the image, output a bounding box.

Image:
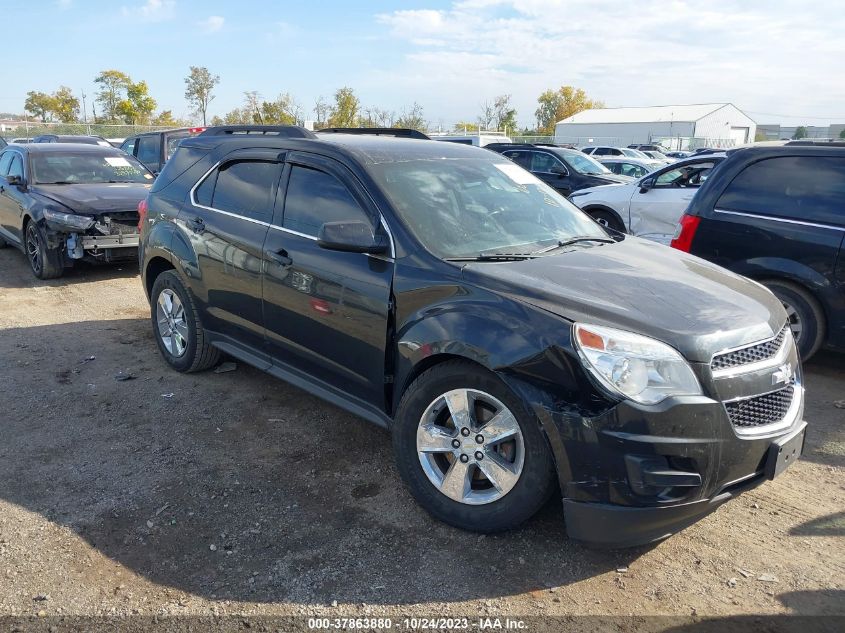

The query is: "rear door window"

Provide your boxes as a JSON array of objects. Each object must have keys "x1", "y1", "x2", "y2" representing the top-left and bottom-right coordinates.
[
  {"x1": 136, "y1": 136, "x2": 160, "y2": 169},
  {"x1": 530, "y1": 152, "x2": 563, "y2": 173},
  {"x1": 206, "y1": 160, "x2": 279, "y2": 221},
  {"x1": 717, "y1": 156, "x2": 845, "y2": 226},
  {"x1": 502, "y1": 151, "x2": 531, "y2": 169},
  {"x1": 121, "y1": 137, "x2": 137, "y2": 156}
]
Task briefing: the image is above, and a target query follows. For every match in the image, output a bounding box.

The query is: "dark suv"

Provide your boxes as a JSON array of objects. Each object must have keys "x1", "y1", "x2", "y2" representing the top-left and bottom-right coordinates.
[
  {"x1": 139, "y1": 126, "x2": 807, "y2": 547},
  {"x1": 672, "y1": 145, "x2": 845, "y2": 360},
  {"x1": 486, "y1": 143, "x2": 631, "y2": 197},
  {"x1": 120, "y1": 127, "x2": 205, "y2": 174}
]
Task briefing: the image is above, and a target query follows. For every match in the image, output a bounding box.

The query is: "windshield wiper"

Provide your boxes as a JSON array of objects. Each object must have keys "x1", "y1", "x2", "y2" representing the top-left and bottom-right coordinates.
[
  {"x1": 445, "y1": 253, "x2": 536, "y2": 262},
  {"x1": 38, "y1": 181, "x2": 75, "y2": 185},
  {"x1": 531, "y1": 236, "x2": 615, "y2": 255}
]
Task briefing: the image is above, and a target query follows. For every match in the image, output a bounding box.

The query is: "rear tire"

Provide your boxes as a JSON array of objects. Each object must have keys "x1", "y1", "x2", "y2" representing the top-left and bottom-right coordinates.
[
  {"x1": 585, "y1": 208, "x2": 626, "y2": 233},
  {"x1": 763, "y1": 279, "x2": 825, "y2": 360},
  {"x1": 393, "y1": 360, "x2": 556, "y2": 533},
  {"x1": 25, "y1": 221, "x2": 63, "y2": 279},
  {"x1": 151, "y1": 270, "x2": 220, "y2": 372}
]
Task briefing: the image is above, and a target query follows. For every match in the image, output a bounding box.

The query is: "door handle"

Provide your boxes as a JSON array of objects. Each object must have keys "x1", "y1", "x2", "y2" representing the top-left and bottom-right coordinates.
[
  {"x1": 267, "y1": 249, "x2": 292, "y2": 267},
  {"x1": 187, "y1": 216, "x2": 205, "y2": 233}
]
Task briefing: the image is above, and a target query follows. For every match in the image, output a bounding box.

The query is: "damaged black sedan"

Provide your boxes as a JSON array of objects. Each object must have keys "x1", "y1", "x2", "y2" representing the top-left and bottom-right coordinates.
[{"x1": 0, "y1": 143, "x2": 153, "y2": 278}]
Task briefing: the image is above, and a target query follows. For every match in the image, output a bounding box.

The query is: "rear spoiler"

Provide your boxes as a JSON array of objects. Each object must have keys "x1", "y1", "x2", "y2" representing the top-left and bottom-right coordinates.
[
  {"x1": 317, "y1": 127, "x2": 430, "y2": 140},
  {"x1": 198, "y1": 125, "x2": 316, "y2": 139}
]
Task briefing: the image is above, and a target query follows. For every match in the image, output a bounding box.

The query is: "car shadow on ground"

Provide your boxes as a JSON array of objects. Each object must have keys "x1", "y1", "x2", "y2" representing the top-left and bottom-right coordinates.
[
  {"x1": 0, "y1": 317, "x2": 653, "y2": 606},
  {"x1": 0, "y1": 248, "x2": 139, "y2": 289}
]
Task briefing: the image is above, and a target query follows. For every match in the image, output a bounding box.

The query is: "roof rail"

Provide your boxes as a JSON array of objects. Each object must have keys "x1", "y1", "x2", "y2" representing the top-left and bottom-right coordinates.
[
  {"x1": 198, "y1": 125, "x2": 316, "y2": 139},
  {"x1": 785, "y1": 140, "x2": 845, "y2": 147},
  {"x1": 317, "y1": 127, "x2": 430, "y2": 140}
]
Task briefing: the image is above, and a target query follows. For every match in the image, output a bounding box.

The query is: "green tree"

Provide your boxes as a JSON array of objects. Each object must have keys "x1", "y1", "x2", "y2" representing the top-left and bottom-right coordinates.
[
  {"x1": 792, "y1": 126, "x2": 808, "y2": 140},
  {"x1": 839, "y1": 129, "x2": 845, "y2": 139},
  {"x1": 492, "y1": 94, "x2": 517, "y2": 133},
  {"x1": 184, "y1": 66, "x2": 220, "y2": 126},
  {"x1": 395, "y1": 102, "x2": 426, "y2": 132},
  {"x1": 24, "y1": 91, "x2": 57, "y2": 122},
  {"x1": 94, "y1": 70, "x2": 132, "y2": 122},
  {"x1": 535, "y1": 86, "x2": 603, "y2": 135},
  {"x1": 328, "y1": 87, "x2": 360, "y2": 127},
  {"x1": 259, "y1": 93, "x2": 301, "y2": 125},
  {"x1": 151, "y1": 110, "x2": 191, "y2": 127},
  {"x1": 52, "y1": 86, "x2": 80, "y2": 123},
  {"x1": 117, "y1": 80, "x2": 156, "y2": 125},
  {"x1": 453, "y1": 121, "x2": 480, "y2": 132}
]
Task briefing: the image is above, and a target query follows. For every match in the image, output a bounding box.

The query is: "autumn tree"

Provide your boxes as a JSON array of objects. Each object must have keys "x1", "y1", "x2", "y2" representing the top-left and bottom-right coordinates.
[
  {"x1": 328, "y1": 87, "x2": 360, "y2": 127},
  {"x1": 52, "y1": 86, "x2": 80, "y2": 123},
  {"x1": 24, "y1": 91, "x2": 57, "y2": 122},
  {"x1": 313, "y1": 96, "x2": 329, "y2": 126},
  {"x1": 395, "y1": 102, "x2": 426, "y2": 132},
  {"x1": 477, "y1": 101, "x2": 495, "y2": 129},
  {"x1": 535, "y1": 86, "x2": 603, "y2": 135},
  {"x1": 259, "y1": 93, "x2": 302, "y2": 125},
  {"x1": 492, "y1": 94, "x2": 517, "y2": 133},
  {"x1": 184, "y1": 66, "x2": 220, "y2": 126},
  {"x1": 361, "y1": 106, "x2": 395, "y2": 128},
  {"x1": 94, "y1": 70, "x2": 132, "y2": 122},
  {"x1": 453, "y1": 121, "x2": 480, "y2": 133},
  {"x1": 117, "y1": 80, "x2": 157, "y2": 125}
]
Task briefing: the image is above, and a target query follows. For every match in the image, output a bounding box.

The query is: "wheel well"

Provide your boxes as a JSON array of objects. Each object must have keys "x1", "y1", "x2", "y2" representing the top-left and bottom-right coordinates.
[
  {"x1": 394, "y1": 353, "x2": 488, "y2": 415},
  {"x1": 145, "y1": 257, "x2": 175, "y2": 298},
  {"x1": 756, "y1": 275, "x2": 828, "y2": 330},
  {"x1": 581, "y1": 205, "x2": 626, "y2": 231}
]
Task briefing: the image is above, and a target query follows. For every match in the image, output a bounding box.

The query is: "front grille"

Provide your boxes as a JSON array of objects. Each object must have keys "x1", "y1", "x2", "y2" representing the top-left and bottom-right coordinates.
[
  {"x1": 725, "y1": 385, "x2": 794, "y2": 428},
  {"x1": 711, "y1": 327, "x2": 788, "y2": 371}
]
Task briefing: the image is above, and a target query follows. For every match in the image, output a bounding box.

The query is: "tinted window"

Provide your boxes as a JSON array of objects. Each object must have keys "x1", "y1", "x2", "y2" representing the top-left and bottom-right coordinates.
[
  {"x1": 0, "y1": 151, "x2": 13, "y2": 176},
  {"x1": 211, "y1": 160, "x2": 278, "y2": 219},
  {"x1": 136, "y1": 136, "x2": 159, "y2": 167},
  {"x1": 717, "y1": 156, "x2": 845, "y2": 226},
  {"x1": 531, "y1": 152, "x2": 563, "y2": 173},
  {"x1": 282, "y1": 166, "x2": 371, "y2": 237},
  {"x1": 654, "y1": 161, "x2": 717, "y2": 188},
  {"x1": 121, "y1": 137, "x2": 137, "y2": 155},
  {"x1": 8, "y1": 155, "x2": 23, "y2": 179},
  {"x1": 502, "y1": 151, "x2": 531, "y2": 169},
  {"x1": 194, "y1": 170, "x2": 217, "y2": 207}
]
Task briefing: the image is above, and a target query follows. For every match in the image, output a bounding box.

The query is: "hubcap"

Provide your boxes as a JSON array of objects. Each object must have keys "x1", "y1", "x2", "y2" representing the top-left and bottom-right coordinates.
[
  {"x1": 156, "y1": 289, "x2": 189, "y2": 357},
  {"x1": 781, "y1": 301, "x2": 803, "y2": 343},
  {"x1": 416, "y1": 388, "x2": 525, "y2": 505},
  {"x1": 26, "y1": 226, "x2": 41, "y2": 274}
]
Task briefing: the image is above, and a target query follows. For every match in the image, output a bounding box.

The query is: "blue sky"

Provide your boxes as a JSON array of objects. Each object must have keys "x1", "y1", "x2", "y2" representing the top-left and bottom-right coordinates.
[{"x1": 2, "y1": 0, "x2": 844, "y2": 128}]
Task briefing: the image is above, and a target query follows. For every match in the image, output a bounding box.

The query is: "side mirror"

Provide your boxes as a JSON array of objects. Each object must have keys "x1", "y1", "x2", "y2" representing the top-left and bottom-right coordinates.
[
  {"x1": 551, "y1": 164, "x2": 568, "y2": 176},
  {"x1": 639, "y1": 177, "x2": 654, "y2": 193},
  {"x1": 317, "y1": 221, "x2": 388, "y2": 254},
  {"x1": 7, "y1": 174, "x2": 25, "y2": 189}
]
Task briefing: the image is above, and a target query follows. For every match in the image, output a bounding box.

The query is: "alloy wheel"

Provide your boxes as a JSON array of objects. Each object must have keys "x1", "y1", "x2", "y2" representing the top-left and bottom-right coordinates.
[
  {"x1": 782, "y1": 300, "x2": 803, "y2": 344},
  {"x1": 26, "y1": 225, "x2": 41, "y2": 275},
  {"x1": 156, "y1": 289, "x2": 189, "y2": 357},
  {"x1": 416, "y1": 388, "x2": 525, "y2": 505}
]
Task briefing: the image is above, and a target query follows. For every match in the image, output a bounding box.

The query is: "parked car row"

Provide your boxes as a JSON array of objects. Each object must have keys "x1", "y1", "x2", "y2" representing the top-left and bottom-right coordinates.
[{"x1": 0, "y1": 125, "x2": 839, "y2": 550}]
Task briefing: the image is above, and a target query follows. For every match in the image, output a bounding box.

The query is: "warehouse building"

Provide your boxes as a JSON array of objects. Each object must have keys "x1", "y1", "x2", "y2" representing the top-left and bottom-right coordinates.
[{"x1": 554, "y1": 103, "x2": 756, "y2": 149}]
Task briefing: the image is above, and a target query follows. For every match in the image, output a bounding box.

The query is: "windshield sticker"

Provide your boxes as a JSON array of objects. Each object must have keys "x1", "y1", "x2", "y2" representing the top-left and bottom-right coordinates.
[
  {"x1": 105, "y1": 157, "x2": 132, "y2": 167},
  {"x1": 494, "y1": 163, "x2": 536, "y2": 185}
]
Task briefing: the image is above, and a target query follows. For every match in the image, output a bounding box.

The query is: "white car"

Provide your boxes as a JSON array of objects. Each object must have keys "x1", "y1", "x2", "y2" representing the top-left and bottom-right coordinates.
[
  {"x1": 569, "y1": 154, "x2": 726, "y2": 244},
  {"x1": 596, "y1": 157, "x2": 656, "y2": 179}
]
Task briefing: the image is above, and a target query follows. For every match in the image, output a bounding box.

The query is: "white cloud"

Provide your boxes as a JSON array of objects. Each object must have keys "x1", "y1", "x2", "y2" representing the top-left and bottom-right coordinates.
[
  {"x1": 198, "y1": 15, "x2": 225, "y2": 33},
  {"x1": 374, "y1": 0, "x2": 845, "y2": 127},
  {"x1": 122, "y1": 0, "x2": 175, "y2": 22}
]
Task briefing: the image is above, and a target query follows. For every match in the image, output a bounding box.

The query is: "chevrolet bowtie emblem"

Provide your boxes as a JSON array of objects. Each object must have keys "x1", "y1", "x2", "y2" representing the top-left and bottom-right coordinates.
[{"x1": 772, "y1": 363, "x2": 793, "y2": 386}]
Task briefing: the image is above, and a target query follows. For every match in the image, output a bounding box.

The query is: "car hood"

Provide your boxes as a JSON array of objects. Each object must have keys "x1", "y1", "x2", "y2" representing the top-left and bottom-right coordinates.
[
  {"x1": 570, "y1": 182, "x2": 632, "y2": 198},
  {"x1": 32, "y1": 183, "x2": 151, "y2": 215},
  {"x1": 461, "y1": 237, "x2": 785, "y2": 362}
]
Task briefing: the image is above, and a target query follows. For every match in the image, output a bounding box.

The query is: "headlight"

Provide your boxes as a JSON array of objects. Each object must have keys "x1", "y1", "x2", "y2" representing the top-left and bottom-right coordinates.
[
  {"x1": 43, "y1": 208, "x2": 96, "y2": 231},
  {"x1": 573, "y1": 323, "x2": 702, "y2": 405}
]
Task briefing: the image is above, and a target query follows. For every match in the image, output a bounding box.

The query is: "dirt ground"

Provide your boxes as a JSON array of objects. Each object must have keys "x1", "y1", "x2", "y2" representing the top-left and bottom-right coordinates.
[{"x1": 0, "y1": 247, "x2": 843, "y2": 626}]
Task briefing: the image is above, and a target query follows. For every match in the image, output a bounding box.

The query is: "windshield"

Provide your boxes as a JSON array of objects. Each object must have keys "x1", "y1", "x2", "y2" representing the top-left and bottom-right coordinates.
[
  {"x1": 370, "y1": 158, "x2": 609, "y2": 259},
  {"x1": 32, "y1": 152, "x2": 154, "y2": 184},
  {"x1": 621, "y1": 148, "x2": 649, "y2": 159},
  {"x1": 559, "y1": 150, "x2": 611, "y2": 175}
]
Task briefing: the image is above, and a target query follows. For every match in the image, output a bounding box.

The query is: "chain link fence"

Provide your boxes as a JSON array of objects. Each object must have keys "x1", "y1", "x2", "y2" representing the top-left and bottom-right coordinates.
[{"x1": 0, "y1": 121, "x2": 174, "y2": 141}]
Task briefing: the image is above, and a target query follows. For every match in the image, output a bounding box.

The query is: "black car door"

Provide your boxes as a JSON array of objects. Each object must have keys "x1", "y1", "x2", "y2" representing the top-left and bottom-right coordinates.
[
  {"x1": 177, "y1": 149, "x2": 280, "y2": 356},
  {"x1": 0, "y1": 150, "x2": 27, "y2": 245},
  {"x1": 262, "y1": 151, "x2": 394, "y2": 408}
]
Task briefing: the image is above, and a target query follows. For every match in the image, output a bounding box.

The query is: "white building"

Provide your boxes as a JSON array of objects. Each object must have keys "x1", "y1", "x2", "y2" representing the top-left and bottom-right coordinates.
[{"x1": 554, "y1": 103, "x2": 757, "y2": 149}]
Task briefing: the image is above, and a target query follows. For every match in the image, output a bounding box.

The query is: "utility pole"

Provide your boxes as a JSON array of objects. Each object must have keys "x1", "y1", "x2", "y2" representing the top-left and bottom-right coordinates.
[{"x1": 81, "y1": 90, "x2": 90, "y2": 135}]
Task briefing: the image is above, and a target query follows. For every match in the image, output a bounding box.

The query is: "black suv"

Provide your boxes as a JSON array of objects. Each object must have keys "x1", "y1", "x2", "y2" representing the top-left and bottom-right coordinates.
[
  {"x1": 672, "y1": 145, "x2": 845, "y2": 360},
  {"x1": 486, "y1": 143, "x2": 631, "y2": 197},
  {"x1": 140, "y1": 126, "x2": 807, "y2": 547},
  {"x1": 120, "y1": 127, "x2": 205, "y2": 174}
]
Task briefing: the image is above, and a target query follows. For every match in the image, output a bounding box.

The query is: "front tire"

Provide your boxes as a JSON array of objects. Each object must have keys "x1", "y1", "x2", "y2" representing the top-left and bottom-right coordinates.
[
  {"x1": 393, "y1": 360, "x2": 556, "y2": 532},
  {"x1": 585, "y1": 208, "x2": 626, "y2": 233},
  {"x1": 25, "y1": 221, "x2": 63, "y2": 279},
  {"x1": 150, "y1": 270, "x2": 220, "y2": 372},
  {"x1": 763, "y1": 279, "x2": 825, "y2": 360}
]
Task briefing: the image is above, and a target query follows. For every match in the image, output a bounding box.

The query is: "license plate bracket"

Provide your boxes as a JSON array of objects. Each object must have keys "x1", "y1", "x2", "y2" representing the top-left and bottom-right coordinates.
[{"x1": 765, "y1": 422, "x2": 807, "y2": 480}]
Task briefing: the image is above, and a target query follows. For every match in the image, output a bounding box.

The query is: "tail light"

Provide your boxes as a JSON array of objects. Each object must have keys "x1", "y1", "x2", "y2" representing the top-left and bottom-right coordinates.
[
  {"x1": 670, "y1": 214, "x2": 700, "y2": 252},
  {"x1": 188, "y1": 127, "x2": 206, "y2": 134},
  {"x1": 137, "y1": 198, "x2": 148, "y2": 232}
]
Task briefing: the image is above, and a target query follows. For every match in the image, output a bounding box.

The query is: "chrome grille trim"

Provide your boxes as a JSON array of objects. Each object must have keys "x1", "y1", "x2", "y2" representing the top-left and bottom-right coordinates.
[{"x1": 712, "y1": 327, "x2": 788, "y2": 372}]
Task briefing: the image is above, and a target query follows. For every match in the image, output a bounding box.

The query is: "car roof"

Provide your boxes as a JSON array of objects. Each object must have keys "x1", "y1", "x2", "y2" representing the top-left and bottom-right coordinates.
[
  {"x1": 597, "y1": 157, "x2": 654, "y2": 165},
  {"x1": 12, "y1": 142, "x2": 126, "y2": 154},
  {"x1": 181, "y1": 132, "x2": 500, "y2": 166}
]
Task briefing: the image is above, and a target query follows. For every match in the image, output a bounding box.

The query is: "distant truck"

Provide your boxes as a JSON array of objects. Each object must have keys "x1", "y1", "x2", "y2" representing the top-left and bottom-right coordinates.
[
  {"x1": 430, "y1": 132, "x2": 512, "y2": 147},
  {"x1": 120, "y1": 127, "x2": 206, "y2": 174}
]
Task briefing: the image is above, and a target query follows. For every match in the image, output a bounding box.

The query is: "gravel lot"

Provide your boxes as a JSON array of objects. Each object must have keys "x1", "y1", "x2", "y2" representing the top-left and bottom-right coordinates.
[{"x1": 0, "y1": 248, "x2": 843, "y2": 625}]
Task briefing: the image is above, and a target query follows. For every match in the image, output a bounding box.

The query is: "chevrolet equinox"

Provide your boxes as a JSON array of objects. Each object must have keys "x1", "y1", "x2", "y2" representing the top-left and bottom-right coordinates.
[{"x1": 139, "y1": 125, "x2": 807, "y2": 547}]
